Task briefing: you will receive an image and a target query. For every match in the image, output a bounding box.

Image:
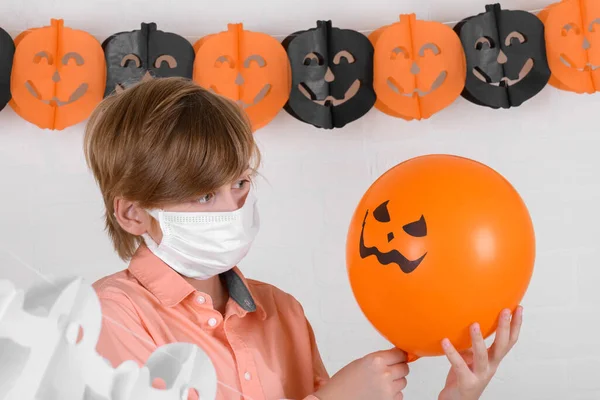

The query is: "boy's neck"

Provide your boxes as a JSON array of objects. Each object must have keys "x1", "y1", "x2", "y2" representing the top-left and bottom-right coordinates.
[{"x1": 183, "y1": 274, "x2": 229, "y2": 314}]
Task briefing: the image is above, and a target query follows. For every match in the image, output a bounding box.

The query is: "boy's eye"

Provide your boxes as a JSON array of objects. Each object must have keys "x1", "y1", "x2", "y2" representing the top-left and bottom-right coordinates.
[
  {"x1": 233, "y1": 179, "x2": 250, "y2": 189},
  {"x1": 197, "y1": 193, "x2": 214, "y2": 204}
]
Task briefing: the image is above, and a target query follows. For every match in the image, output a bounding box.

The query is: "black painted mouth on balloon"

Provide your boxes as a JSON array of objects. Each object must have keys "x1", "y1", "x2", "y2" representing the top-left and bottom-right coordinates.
[
  {"x1": 298, "y1": 79, "x2": 360, "y2": 107},
  {"x1": 473, "y1": 58, "x2": 534, "y2": 87},
  {"x1": 359, "y1": 209, "x2": 427, "y2": 274}
]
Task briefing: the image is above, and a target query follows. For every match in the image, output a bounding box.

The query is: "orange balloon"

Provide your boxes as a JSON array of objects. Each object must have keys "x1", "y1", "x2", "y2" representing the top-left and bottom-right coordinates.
[
  {"x1": 346, "y1": 155, "x2": 535, "y2": 360},
  {"x1": 193, "y1": 23, "x2": 291, "y2": 131},
  {"x1": 539, "y1": 0, "x2": 600, "y2": 93},
  {"x1": 370, "y1": 14, "x2": 466, "y2": 121},
  {"x1": 10, "y1": 19, "x2": 105, "y2": 130}
]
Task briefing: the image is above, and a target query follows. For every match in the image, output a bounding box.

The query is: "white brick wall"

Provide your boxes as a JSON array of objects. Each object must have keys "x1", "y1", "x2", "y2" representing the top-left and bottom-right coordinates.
[{"x1": 1, "y1": 0, "x2": 600, "y2": 398}]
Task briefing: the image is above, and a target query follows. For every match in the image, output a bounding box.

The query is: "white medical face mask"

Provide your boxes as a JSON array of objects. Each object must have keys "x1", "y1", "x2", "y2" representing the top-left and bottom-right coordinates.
[{"x1": 142, "y1": 190, "x2": 259, "y2": 280}]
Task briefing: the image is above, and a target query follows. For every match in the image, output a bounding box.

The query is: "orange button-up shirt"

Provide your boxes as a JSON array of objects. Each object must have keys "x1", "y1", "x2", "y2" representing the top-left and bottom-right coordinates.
[{"x1": 93, "y1": 246, "x2": 329, "y2": 400}]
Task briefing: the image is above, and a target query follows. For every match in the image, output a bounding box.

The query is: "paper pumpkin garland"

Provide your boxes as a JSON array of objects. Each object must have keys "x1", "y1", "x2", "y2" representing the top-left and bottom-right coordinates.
[
  {"x1": 370, "y1": 14, "x2": 466, "y2": 121},
  {"x1": 193, "y1": 23, "x2": 290, "y2": 131},
  {"x1": 102, "y1": 23, "x2": 195, "y2": 97},
  {"x1": 9, "y1": 19, "x2": 106, "y2": 130},
  {"x1": 0, "y1": 5, "x2": 598, "y2": 129},
  {"x1": 282, "y1": 20, "x2": 376, "y2": 129},
  {"x1": 0, "y1": 27, "x2": 15, "y2": 112},
  {"x1": 454, "y1": 4, "x2": 551, "y2": 109},
  {"x1": 539, "y1": 0, "x2": 600, "y2": 93}
]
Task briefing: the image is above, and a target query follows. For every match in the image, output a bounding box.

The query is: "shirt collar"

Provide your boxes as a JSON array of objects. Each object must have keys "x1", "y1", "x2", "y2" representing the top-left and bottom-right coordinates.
[{"x1": 128, "y1": 245, "x2": 266, "y2": 319}]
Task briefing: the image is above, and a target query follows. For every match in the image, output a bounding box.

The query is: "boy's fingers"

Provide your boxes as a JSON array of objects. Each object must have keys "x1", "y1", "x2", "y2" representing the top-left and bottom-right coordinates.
[
  {"x1": 509, "y1": 306, "x2": 523, "y2": 347},
  {"x1": 459, "y1": 348, "x2": 474, "y2": 365},
  {"x1": 442, "y1": 338, "x2": 472, "y2": 379},
  {"x1": 490, "y1": 308, "x2": 511, "y2": 363},
  {"x1": 393, "y1": 377, "x2": 408, "y2": 393},
  {"x1": 370, "y1": 347, "x2": 408, "y2": 365},
  {"x1": 389, "y1": 362, "x2": 410, "y2": 380},
  {"x1": 470, "y1": 323, "x2": 489, "y2": 375}
]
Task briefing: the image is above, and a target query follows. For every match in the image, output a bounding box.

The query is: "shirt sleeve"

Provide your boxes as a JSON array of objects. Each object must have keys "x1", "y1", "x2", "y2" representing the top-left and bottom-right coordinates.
[
  {"x1": 281, "y1": 291, "x2": 331, "y2": 400},
  {"x1": 95, "y1": 290, "x2": 158, "y2": 369}
]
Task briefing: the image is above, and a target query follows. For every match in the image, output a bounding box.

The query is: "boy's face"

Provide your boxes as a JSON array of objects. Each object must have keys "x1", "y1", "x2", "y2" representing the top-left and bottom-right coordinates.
[{"x1": 114, "y1": 169, "x2": 253, "y2": 245}]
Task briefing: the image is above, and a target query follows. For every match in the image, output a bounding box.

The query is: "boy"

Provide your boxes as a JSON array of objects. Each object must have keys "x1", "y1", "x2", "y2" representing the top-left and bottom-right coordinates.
[{"x1": 86, "y1": 77, "x2": 522, "y2": 400}]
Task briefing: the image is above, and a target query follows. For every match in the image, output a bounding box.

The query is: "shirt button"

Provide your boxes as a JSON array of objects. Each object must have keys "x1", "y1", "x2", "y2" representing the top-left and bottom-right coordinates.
[
  {"x1": 208, "y1": 317, "x2": 218, "y2": 327},
  {"x1": 196, "y1": 295, "x2": 206, "y2": 304},
  {"x1": 244, "y1": 372, "x2": 252, "y2": 381}
]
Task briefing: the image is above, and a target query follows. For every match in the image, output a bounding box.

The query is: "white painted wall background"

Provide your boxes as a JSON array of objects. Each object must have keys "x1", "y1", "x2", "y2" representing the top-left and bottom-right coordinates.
[{"x1": 0, "y1": 0, "x2": 599, "y2": 399}]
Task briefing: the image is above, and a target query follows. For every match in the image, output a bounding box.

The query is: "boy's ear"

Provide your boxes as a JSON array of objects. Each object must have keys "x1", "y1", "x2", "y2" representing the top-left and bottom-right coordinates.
[{"x1": 113, "y1": 197, "x2": 151, "y2": 236}]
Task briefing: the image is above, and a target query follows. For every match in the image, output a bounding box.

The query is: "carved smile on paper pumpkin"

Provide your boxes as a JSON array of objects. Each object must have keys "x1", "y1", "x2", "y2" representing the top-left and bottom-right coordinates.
[
  {"x1": 26, "y1": 80, "x2": 87, "y2": 106},
  {"x1": 359, "y1": 200, "x2": 428, "y2": 274},
  {"x1": 387, "y1": 71, "x2": 447, "y2": 97},
  {"x1": 561, "y1": 57, "x2": 600, "y2": 71}
]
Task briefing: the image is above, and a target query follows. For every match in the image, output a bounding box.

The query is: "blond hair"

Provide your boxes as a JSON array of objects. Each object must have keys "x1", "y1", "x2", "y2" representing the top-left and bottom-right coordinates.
[{"x1": 84, "y1": 77, "x2": 260, "y2": 260}]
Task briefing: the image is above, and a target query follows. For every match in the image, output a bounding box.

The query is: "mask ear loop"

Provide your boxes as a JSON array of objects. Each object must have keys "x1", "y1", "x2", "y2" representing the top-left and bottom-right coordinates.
[
  {"x1": 141, "y1": 232, "x2": 160, "y2": 248},
  {"x1": 145, "y1": 208, "x2": 162, "y2": 221},
  {"x1": 140, "y1": 208, "x2": 164, "y2": 252}
]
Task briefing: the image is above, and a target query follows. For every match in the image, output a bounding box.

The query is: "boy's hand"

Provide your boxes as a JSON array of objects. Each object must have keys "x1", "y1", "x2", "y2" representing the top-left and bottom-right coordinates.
[
  {"x1": 438, "y1": 306, "x2": 523, "y2": 400},
  {"x1": 314, "y1": 347, "x2": 409, "y2": 400}
]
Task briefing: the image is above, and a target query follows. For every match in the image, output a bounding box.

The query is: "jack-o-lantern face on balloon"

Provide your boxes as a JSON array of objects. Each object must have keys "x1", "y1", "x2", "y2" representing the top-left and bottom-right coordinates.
[
  {"x1": 282, "y1": 20, "x2": 376, "y2": 129},
  {"x1": 454, "y1": 4, "x2": 551, "y2": 109},
  {"x1": 370, "y1": 14, "x2": 466, "y2": 121},
  {"x1": 10, "y1": 19, "x2": 105, "y2": 130},
  {"x1": 359, "y1": 200, "x2": 428, "y2": 274},
  {"x1": 346, "y1": 154, "x2": 535, "y2": 360},
  {"x1": 102, "y1": 23, "x2": 195, "y2": 97},
  {"x1": 539, "y1": 0, "x2": 600, "y2": 93},
  {"x1": 193, "y1": 23, "x2": 290, "y2": 131}
]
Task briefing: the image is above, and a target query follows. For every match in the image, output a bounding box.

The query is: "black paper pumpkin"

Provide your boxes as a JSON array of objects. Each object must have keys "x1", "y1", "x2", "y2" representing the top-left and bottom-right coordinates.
[
  {"x1": 102, "y1": 23, "x2": 195, "y2": 97},
  {"x1": 0, "y1": 27, "x2": 15, "y2": 111},
  {"x1": 282, "y1": 20, "x2": 375, "y2": 129},
  {"x1": 454, "y1": 4, "x2": 551, "y2": 109}
]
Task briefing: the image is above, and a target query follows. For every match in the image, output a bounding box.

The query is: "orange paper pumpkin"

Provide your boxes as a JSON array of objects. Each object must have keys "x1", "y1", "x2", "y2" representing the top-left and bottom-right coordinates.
[
  {"x1": 10, "y1": 19, "x2": 105, "y2": 130},
  {"x1": 370, "y1": 14, "x2": 466, "y2": 121},
  {"x1": 346, "y1": 155, "x2": 535, "y2": 359},
  {"x1": 193, "y1": 24, "x2": 290, "y2": 131},
  {"x1": 539, "y1": 0, "x2": 600, "y2": 93}
]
